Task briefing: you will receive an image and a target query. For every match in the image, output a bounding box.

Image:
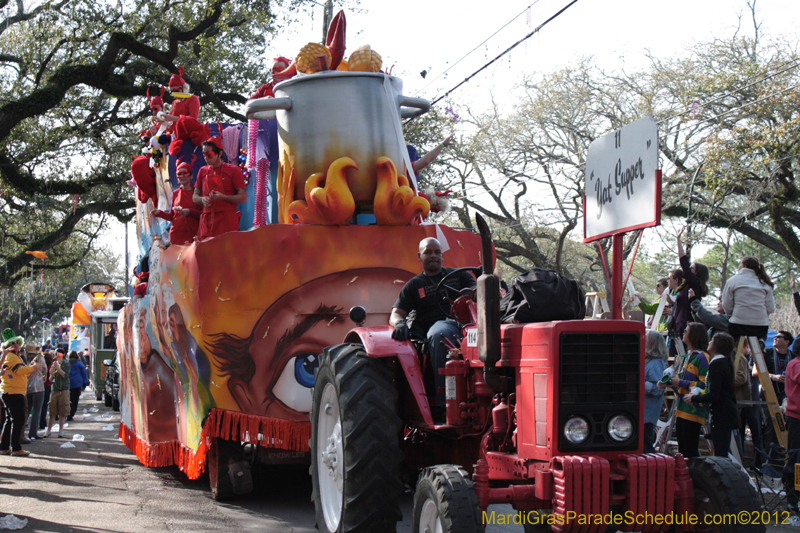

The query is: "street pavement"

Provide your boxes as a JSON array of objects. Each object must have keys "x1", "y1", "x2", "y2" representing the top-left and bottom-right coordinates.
[{"x1": 0, "y1": 395, "x2": 796, "y2": 532}]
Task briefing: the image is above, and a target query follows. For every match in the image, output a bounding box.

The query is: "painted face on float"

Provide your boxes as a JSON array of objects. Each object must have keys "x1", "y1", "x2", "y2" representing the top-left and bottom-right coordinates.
[
  {"x1": 206, "y1": 268, "x2": 408, "y2": 421},
  {"x1": 138, "y1": 305, "x2": 152, "y2": 363}
]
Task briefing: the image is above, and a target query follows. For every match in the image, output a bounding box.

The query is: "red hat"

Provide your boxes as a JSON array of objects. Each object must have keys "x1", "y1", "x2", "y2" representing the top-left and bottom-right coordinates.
[
  {"x1": 147, "y1": 86, "x2": 165, "y2": 110},
  {"x1": 205, "y1": 136, "x2": 223, "y2": 151},
  {"x1": 176, "y1": 154, "x2": 197, "y2": 174},
  {"x1": 273, "y1": 56, "x2": 291, "y2": 68},
  {"x1": 169, "y1": 66, "x2": 186, "y2": 89}
]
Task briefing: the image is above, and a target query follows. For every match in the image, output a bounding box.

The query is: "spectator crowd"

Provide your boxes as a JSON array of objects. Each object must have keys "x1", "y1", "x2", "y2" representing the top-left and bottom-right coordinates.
[
  {"x1": 1, "y1": 331, "x2": 90, "y2": 457},
  {"x1": 629, "y1": 226, "x2": 799, "y2": 511}
]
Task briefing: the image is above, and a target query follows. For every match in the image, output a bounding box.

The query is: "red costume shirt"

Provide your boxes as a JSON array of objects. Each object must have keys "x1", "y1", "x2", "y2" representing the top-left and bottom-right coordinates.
[
  {"x1": 169, "y1": 95, "x2": 200, "y2": 119},
  {"x1": 249, "y1": 82, "x2": 275, "y2": 100},
  {"x1": 153, "y1": 188, "x2": 201, "y2": 245},
  {"x1": 195, "y1": 162, "x2": 246, "y2": 240}
]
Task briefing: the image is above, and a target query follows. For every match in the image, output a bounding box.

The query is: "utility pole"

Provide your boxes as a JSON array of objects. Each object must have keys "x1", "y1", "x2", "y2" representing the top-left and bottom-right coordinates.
[
  {"x1": 125, "y1": 222, "x2": 129, "y2": 296},
  {"x1": 322, "y1": 0, "x2": 333, "y2": 42}
]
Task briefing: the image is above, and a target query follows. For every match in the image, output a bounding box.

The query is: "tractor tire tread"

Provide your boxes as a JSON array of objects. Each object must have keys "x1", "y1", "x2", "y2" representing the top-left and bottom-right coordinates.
[
  {"x1": 413, "y1": 465, "x2": 482, "y2": 533},
  {"x1": 311, "y1": 343, "x2": 403, "y2": 533},
  {"x1": 687, "y1": 456, "x2": 765, "y2": 533}
]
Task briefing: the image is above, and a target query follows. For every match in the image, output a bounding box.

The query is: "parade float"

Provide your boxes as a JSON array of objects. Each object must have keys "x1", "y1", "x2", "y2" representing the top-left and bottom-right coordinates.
[
  {"x1": 70, "y1": 283, "x2": 127, "y2": 399},
  {"x1": 117, "y1": 11, "x2": 484, "y2": 496},
  {"x1": 117, "y1": 13, "x2": 767, "y2": 533}
]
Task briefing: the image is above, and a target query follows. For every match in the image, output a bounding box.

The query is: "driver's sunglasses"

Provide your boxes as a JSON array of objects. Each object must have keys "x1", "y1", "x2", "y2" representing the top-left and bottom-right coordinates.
[{"x1": 202, "y1": 150, "x2": 215, "y2": 157}]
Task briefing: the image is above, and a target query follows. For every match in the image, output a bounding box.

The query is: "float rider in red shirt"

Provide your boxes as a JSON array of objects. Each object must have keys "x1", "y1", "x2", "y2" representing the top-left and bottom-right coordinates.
[
  {"x1": 193, "y1": 137, "x2": 247, "y2": 240},
  {"x1": 162, "y1": 66, "x2": 210, "y2": 156},
  {"x1": 248, "y1": 56, "x2": 294, "y2": 100},
  {"x1": 151, "y1": 155, "x2": 202, "y2": 245}
]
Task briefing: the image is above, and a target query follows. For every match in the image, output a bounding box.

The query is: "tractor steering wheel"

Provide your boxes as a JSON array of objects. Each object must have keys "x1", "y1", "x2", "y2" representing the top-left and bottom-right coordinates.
[{"x1": 434, "y1": 267, "x2": 482, "y2": 320}]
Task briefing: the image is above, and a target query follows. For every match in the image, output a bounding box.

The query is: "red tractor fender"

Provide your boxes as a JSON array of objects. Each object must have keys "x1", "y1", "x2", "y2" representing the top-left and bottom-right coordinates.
[{"x1": 343, "y1": 326, "x2": 434, "y2": 425}]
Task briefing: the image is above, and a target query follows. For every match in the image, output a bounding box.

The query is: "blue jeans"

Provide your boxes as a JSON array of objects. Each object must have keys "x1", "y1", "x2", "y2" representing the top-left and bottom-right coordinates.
[
  {"x1": 25, "y1": 391, "x2": 44, "y2": 439},
  {"x1": 427, "y1": 319, "x2": 462, "y2": 406},
  {"x1": 40, "y1": 386, "x2": 50, "y2": 429}
]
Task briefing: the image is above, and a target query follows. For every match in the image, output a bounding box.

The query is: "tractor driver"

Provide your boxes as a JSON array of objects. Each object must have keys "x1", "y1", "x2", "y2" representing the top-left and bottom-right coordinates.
[{"x1": 390, "y1": 237, "x2": 476, "y2": 420}]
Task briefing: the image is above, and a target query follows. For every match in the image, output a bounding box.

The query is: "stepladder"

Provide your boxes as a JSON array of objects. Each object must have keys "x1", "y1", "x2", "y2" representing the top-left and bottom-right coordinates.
[
  {"x1": 655, "y1": 335, "x2": 687, "y2": 453},
  {"x1": 737, "y1": 336, "x2": 788, "y2": 450},
  {"x1": 585, "y1": 292, "x2": 609, "y2": 319}
]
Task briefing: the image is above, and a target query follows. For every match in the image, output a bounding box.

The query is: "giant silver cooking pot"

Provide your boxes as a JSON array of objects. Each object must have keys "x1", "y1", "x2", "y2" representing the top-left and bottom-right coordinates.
[{"x1": 244, "y1": 72, "x2": 430, "y2": 210}]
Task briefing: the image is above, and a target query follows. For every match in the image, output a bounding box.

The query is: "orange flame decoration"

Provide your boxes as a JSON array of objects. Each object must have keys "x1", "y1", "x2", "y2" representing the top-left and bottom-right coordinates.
[
  {"x1": 374, "y1": 157, "x2": 430, "y2": 224},
  {"x1": 278, "y1": 156, "x2": 430, "y2": 226},
  {"x1": 276, "y1": 151, "x2": 296, "y2": 224},
  {"x1": 287, "y1": 157, "x2": 356, "y2": 225}
]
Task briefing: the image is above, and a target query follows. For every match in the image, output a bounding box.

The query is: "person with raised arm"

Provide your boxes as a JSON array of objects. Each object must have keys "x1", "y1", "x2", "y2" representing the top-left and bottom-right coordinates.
[
  {"x1": 0, "y1": 329, "x2": 45, "y2": 456},
  {"x1": 673, "y1": 226, "x2": 710, "y2": 337}
]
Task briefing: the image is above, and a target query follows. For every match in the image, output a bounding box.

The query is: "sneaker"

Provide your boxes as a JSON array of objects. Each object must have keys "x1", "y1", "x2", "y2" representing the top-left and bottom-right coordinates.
[
  {"x1": 0, "y1": 449, "x2": 10, "y2": 455},
  {"x1": 11, "y1": 450, "x2": 30, "y2": 457},
  {"x1": 20, "y1": 437, "x2": 31, "y2": 444},
  {"x1": 58, "y1": 433, "x2": 65, "y2": 439},
  {"x1": 66, "y1": 416, "x2": 73, "y2": 421},
  {"x1": 44, "y1": 430, "x2": 51, "y2": 438}
]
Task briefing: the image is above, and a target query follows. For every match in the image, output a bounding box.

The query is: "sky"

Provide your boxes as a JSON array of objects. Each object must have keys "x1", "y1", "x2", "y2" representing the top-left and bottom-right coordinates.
[
  {"x1": 108, "y1": 0, "x2": 800, "y2": 276},
  {"x1": 269, "y1": 0, "x2": 799, "y2": 108}
]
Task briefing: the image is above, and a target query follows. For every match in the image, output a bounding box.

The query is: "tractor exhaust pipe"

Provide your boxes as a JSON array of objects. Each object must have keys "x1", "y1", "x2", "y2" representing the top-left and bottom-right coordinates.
[{"x1": 475, "y1": 214, "x2": 505, "y2": 393}]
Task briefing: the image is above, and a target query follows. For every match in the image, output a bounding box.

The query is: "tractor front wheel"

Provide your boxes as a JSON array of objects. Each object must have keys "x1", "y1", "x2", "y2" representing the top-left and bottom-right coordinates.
[
  {"x1": 311, "y1": 343, "x2": 402, "y2": 532},
  {"x1": 412, "y1": 465, "x2": 482, "y2": 533},
  {"x1": 687, "y1": 456, "x2": 764, "y2": 533}
]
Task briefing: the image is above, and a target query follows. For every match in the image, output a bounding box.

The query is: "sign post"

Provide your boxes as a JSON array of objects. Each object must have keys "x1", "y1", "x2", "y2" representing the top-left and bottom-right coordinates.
[{"x1": 584, "y1": 116, "x2": 661, "y2": 319}]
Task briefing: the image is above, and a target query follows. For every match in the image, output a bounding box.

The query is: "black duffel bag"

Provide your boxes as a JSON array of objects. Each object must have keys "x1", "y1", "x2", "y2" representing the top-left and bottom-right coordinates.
[{"x1": 500, "y1": 268, "x2": 586, "y2": 323}]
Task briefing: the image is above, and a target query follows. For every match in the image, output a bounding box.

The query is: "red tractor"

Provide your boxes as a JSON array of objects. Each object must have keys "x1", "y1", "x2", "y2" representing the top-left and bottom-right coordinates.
[{"x1": 309, "y1": 215, "x2": 762, "y2": 533}]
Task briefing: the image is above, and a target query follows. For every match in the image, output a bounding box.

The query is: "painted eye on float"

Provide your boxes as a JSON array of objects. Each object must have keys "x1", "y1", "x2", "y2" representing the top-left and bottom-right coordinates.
[{"x1": 272, "y1": 354, "x2": 319, "y2": 413}]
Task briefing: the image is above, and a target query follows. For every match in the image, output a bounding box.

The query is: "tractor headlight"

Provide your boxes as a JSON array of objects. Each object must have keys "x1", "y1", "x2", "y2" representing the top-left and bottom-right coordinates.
[
  {"x1": 608, "y1": 414, "x2": 634, "y2": 442},
  {"x1": 563, "y1": 416, "x2": 590, "y2": 444}
]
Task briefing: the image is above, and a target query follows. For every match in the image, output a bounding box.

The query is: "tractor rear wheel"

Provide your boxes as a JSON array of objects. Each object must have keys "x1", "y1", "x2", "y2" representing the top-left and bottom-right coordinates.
[
  {"x1": 310, "y1": 343, "x2": 402, "y2": 532},
  {"x1": 687, "y1": 456, "x2": 765, "y2": 533},
  {"x1": 412, "y1": 465, "x2": 482, "y2": 533}
]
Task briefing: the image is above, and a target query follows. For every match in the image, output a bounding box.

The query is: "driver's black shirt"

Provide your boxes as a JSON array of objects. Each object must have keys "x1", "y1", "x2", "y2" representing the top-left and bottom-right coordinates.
[{"x1": 393, "y1": 268, "x2": 476, "y2": 339}]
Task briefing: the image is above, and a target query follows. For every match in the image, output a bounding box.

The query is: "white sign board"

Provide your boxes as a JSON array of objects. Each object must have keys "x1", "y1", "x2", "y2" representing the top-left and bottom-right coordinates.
[{"x1": 584, "y1": 116, "x2": 660, "y2": 242}]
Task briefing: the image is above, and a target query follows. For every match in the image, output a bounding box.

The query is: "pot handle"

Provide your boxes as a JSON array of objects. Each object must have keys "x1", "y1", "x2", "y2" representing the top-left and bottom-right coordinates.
[
  {"x1": 244, "y1": 97, "x2": 292, "y2": 121},
  {"x1": 398, "y1": 96, "x2": 430, "y2": 119}
]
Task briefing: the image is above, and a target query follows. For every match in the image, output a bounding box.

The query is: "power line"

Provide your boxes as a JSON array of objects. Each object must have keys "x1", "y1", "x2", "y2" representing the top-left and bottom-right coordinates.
[
  {"x1": 412, "y1": 0, "x2": 542, "y2": 99},
  {"x1": 416, "y1": 0, "x2": 580, "y2": 113}
]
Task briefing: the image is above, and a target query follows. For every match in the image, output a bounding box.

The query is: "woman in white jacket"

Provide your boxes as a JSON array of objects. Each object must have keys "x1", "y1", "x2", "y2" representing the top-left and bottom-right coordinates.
[{"x1": 721, "y1": 256, "x2": 775, "y2": 340}]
